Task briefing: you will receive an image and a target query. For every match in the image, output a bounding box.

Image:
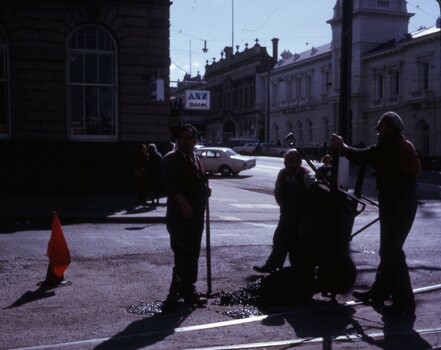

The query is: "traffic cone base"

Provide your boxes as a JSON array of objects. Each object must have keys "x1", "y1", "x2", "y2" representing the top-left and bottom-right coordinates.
[{"x1": 38, "y1": 264, "x2": 72, "y2": 288}]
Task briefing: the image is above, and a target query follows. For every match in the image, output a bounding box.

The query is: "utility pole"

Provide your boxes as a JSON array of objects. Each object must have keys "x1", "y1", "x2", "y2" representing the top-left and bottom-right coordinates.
[
  {"x1": 266, "y1": 69, "x2": 270, "y2": 142},
  {"x1": 338, "y1": 0, "x2": 353, "y2": 142},
  {"x1": 232, "y1": 0, "x2": 234, "y2": 49}
]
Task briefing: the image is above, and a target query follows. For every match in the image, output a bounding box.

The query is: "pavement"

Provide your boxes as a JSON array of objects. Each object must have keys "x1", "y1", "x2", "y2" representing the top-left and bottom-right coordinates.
[{"x1": 0, "y1": 192, "x2": 168, "y2": 224}]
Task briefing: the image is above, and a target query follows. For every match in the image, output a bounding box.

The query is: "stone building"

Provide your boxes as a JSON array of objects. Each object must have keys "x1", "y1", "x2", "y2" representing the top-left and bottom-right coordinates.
[
  {"x1": 0, "y1": 0, "x2": 171, "y2": 191},
  {"x1": 204, "y1": 39, "x2": 278, "y2": 144},
  {"x1": 260, "y1": 0, "x2": 441, "y2": 159}
]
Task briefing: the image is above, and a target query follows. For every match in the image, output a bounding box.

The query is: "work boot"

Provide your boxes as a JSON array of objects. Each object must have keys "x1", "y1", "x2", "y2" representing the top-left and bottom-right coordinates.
[
  {"x1": 382, "y1": 304, "x2": 415, "y2": 318},
  {"x1": 162, "y1": 293, "x2": 179, "y2": 312},
  {"x1": 253, "y1": 265, "x2": 275, "y2": 274},
  {"x1": 352, "y1": 290, "x2": 387, "y2": 307},
  {"x1": 183, "y1": 292, "x2": 208, "y2": 307}
]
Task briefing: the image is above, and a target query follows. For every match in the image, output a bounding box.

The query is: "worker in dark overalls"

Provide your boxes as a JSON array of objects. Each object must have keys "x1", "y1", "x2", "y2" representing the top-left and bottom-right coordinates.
[
  {"x1": 253, "y1": 149, "x2": 316, "y2": 273},
  {"x1": 161, "y1": 125, "x2": 210, "y2": 311},
  {"x1": 332, "y1": 111, "x2": 421, "y2": 317}
]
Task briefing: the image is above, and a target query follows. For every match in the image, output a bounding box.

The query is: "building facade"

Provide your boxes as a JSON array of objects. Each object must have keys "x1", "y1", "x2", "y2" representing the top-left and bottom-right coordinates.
[
  {"x1": 204, "y1": 40, "x2": 278, "y2": 144},
  {"x1": 0, "y1": 0, "x2": 171, "y2": 191},
  {"x1": 262, "y1": 0, "x2": 440, "y2": 159}
]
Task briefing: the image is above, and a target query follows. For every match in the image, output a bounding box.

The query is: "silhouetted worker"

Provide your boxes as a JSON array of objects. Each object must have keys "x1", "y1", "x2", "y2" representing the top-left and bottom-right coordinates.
[
  {"x1": 147, "y1": 143, "x2": 162, "y2": 206},
  {"x1": 253, "y1": 149, "x2": 317, "y2": 273},
  {"x1": 331, "y1": 111, "x2": 421, "y2": 317},
  {"x1": 134, "y1": 143, "x2": 149, "y2": 205},
  {"x1": 162, "y1": 125, "x2": 210, "y2": 311},
  {"x1": 316, "y1": 154, "x2": 333, "y2": 183}
]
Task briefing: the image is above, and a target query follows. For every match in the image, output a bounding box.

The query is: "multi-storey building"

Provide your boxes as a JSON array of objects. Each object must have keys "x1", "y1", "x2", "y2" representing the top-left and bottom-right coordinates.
[
  {"x1": 259, "y1": 0, "x2": 440, "y2": 159},
  {"x1": 0, "y1": 0, "x2": 171, "y2": 191},
  {"x1": 204, "y1": 39, "x2": 278, "y2": 144}
]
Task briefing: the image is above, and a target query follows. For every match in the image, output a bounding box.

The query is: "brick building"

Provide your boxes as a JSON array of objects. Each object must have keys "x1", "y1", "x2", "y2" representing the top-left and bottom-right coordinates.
[
  {"x1": 204, "y1": 40, "x2": 278, "y2": 144},
  {"x1": 0, "y1": 0, "x2": 171, "y2": 192}
]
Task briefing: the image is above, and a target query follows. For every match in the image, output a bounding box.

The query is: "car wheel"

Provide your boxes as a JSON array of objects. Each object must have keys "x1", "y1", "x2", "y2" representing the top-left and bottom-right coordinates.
[{"x1": 219, "y1": 165, "x2": 232, "y2": 177}]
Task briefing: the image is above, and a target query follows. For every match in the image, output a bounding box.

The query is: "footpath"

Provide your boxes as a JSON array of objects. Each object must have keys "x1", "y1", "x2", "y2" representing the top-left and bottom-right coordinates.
[
  {"x1": 1, "y1": 169, "x2": 439, "y2": 225},
  {"x1": 0, "y1": 192, "x2": 168, "y2": 224}
]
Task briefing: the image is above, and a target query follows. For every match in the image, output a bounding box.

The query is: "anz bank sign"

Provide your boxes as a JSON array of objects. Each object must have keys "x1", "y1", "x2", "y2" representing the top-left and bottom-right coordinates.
[{"x1": 184, "y1": 90, "x2": 210, "y2": 110}]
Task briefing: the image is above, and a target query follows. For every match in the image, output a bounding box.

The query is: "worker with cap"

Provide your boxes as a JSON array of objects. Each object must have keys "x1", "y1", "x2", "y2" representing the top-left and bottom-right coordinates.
[{"x1": 331, "y1": 111, "x2": 421, "y2": 317}]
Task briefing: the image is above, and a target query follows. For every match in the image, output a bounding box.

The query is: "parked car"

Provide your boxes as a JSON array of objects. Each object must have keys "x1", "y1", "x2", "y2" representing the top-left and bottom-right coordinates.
[
  {"x1": 233, "y1": 142, "x2": 259, "y2": 155},
  {"x1": 195, "y1": 147, "x2": 256, "y2": 176}
]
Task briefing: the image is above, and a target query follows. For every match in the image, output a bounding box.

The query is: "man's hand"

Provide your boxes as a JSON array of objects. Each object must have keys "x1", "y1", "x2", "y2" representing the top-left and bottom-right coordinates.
[
  {"x1": 331, "y1": 133, "x2": 345, "y2": 151},
  {"x1": 175, "y1": 194, "x2": 194, "y2": 219},
  {"x1": 180, "y1": 200, "x2": 194, "y2": 219}
]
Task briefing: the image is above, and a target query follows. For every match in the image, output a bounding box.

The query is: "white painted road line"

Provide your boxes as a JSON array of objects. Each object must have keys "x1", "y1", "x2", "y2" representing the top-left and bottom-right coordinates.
[
  {"x1": 216, "y1": 216, "x2": 242, "y2": 221},
  {"x1": 186, "y1": 327, "x2": 441, "y2": 350},
  {"x1": 230, "y1": 203, "x2": 278, "y2": 209}
]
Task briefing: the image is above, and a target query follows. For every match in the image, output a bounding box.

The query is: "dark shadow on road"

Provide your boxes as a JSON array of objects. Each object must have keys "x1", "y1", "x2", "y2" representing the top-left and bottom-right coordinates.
[
  {"x1": 125, "y1": 225, "x2": 154, "y2": 231},
  {"x1": 263, "y1": 300, "x2": 380, "y2": 349},
  {"x1": 4, "y1": 286, "x2": 55, "y2": 309},
  {"x1": 379, "y1": 314, "x2": 432, "y2": 350},
  {"x1": 262, "y1": 300, "x2": 433, "y2": 350},
  {"x1": 0, "y1": 222, "x2": 51, "y2": 234},
  {"x1": 93, "y1": 305, "x2": 192, "y2": 350}
]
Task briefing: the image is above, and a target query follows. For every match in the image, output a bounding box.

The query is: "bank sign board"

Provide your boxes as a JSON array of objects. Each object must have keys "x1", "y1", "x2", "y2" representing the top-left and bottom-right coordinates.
[{"x1": 184, "y1": 90, "x2": 210, "y2": 110}]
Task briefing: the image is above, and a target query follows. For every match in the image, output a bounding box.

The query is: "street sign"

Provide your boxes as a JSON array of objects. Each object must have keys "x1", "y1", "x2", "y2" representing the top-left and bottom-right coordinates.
[
  {"x1": 150, "y1": 79, "x2": 165, "y2": 102},
  {"x1": 184, "y1": 90, "x2": 210, "y2": 110}
]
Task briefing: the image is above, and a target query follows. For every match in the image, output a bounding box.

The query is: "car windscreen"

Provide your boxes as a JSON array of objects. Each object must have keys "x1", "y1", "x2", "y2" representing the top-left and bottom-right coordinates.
[{"x1": 226, "y1": 149, "x2": 238, "y2": 156}]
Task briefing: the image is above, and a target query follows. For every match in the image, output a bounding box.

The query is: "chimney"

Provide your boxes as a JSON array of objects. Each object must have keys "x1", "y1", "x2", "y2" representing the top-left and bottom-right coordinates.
[
  {"x1": 224, "y1": 46, "x2": 233, "y2": 59},
  {"x1": 271, "y1": 38, "x2": 279, "y2": 61}
]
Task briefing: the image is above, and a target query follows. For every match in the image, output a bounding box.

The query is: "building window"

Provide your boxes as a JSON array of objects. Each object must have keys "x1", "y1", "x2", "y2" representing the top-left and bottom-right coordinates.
[
  {"x1": 322, "y1": 70, "x2": 330, "y2": 94},
  {"x1": 376, "y1": 74, "x2": 384, "y2": 99},
  {"x1": 390, "y1": 71, "x2": 400, "y2": 96},
  {"x1": 295, "y1": 77, "x2": 302, "y2": 98},
  {"x1": 305, "y1": 75, "x2": 312, "y2": 97},
  {"x1": 416, "y1": 119, "x2": 430, "y2": 156},
  {"x1": 67, "y1": 26, "x2": 118, "y2": 140},
  {"x1": 0, "y1": 27, "x2": 9, "y2": 136},
  {"x1": 422, "y1": 62, "x2": 429, "y2": 90}
]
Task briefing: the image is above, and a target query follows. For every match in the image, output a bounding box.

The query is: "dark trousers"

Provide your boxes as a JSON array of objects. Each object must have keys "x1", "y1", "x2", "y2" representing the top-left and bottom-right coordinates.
[
  {"x1": 265, "y1": 214, "x2": 299, "y2": 269},
  {"x1": 372, "y1": 186, "x2": 417, "y2": 311},
  {"x1": 166, "y1": 206, "x2": 204, "y2": 297}
]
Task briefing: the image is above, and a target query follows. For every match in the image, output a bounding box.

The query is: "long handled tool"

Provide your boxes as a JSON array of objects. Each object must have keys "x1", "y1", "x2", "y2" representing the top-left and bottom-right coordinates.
[{"x1": 205, "y1": 179, "x2": 212, "y2": 296}]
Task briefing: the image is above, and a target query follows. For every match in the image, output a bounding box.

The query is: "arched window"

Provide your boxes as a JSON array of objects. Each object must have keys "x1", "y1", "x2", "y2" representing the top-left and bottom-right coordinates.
[
  {"x1": 416, "y1": 120, "x2": 430, "y2": 156},
  {"x1": 67, "y1": 26, "x2": 117, "y2": 140},
  {"x1": 0, "y1": 27, "x2": 9, "y2": 137}
]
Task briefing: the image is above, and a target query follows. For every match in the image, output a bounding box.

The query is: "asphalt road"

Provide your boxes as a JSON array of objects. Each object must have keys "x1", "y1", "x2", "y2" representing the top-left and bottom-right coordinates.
[{"x1": 1, "y1": 158, "x2": 441, "y2": 349}]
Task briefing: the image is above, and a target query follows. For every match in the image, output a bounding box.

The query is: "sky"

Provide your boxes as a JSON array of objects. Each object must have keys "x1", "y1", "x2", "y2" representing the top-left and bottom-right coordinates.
[{"x1": 170, "y1": 0, "x2": 441, "y2": 85}]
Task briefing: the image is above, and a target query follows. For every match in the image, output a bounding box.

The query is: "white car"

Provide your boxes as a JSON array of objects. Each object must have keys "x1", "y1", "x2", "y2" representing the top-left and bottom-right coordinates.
[
  {"x1": 233, "y1": 142, "x2": 258, "y2": 155},
  {"x1": 195, "y1": 147, "x2": 256, "y2": 176}
]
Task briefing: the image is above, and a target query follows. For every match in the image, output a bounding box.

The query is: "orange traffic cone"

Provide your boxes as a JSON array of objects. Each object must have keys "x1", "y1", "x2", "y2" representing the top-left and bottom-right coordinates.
[{"x1": 39, "y1": 212, "x2": 72, "y2": 288}]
